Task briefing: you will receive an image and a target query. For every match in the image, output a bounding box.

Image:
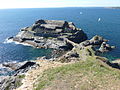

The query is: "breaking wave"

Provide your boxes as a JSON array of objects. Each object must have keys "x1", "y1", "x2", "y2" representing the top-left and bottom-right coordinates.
[{"x1": 3, "y1": 38, "x2": 33, "y2": 47}]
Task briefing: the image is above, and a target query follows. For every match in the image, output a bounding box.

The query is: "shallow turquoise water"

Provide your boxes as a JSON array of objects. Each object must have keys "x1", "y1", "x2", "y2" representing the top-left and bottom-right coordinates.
[{"x1": 0, "y1": 7, "x2": 120, "y2": 63}]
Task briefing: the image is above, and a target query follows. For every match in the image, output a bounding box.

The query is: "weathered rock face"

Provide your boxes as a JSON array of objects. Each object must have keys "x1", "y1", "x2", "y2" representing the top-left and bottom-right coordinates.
[
  {"x1": 89, "y1": 35, "x2": 108, "y2": 45},
  {"x1": 0, "y1": 61, "x2": 39, "y2": 90},
  {"x1": 3, "y1": 61, "x2": 39, "y2": 76},
  {"x1": 77, "y1": 35, "x2": 115, "y2": 52},
  {"x1": 99, "y1": 42, "x2": 115, "y2": 52},
  {"x1": 10, "y1": 20, "x2": 87, "y2": 49},
  {"x1": 14, "y1": 61, "x2": 39, "y2": 76},
  {"x1": 78, "y1": 35, "x2": 108, "y2": 47},
  {"x1": 58, "y1": 35, "x2": 115, "y2": 62},
  {"x1": 0, "y1": 76, "x2": 23, "y2": 90}
]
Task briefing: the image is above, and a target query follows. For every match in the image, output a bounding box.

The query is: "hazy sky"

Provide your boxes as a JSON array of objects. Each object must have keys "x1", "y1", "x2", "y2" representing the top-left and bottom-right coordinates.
[{"x1": 0, "y1": 0, "x2": 120, "y2": 9}]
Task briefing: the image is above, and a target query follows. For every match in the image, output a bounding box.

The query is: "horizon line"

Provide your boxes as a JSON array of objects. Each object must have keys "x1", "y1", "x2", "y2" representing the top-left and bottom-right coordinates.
[{"x1": 0, "y1": 6, "x2": 120, "y2": 10}]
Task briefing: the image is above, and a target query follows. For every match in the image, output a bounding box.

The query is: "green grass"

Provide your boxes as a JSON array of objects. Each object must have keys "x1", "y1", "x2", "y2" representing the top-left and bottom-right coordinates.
[
  {"x1": 35, "y1": 57, "x2": 120, "y2": 90},
  {"x1": 18, "y1": 74, "x2": 25, "y2": 79},
  {"x1": 47, "y1": 37, "x2": 54, "y2": 39}
]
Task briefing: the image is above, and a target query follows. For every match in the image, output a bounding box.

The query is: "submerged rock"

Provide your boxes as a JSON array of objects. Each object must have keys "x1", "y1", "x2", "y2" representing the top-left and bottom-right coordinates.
[{"x1": 9, "y1": 20, "x2": 87, "y2": 49}]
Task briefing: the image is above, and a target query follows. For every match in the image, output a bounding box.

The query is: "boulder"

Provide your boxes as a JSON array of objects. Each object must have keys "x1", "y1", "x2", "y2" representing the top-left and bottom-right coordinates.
[
  {"x1": 8, "y1": 37, "x2": 13, "y2": 40},
  {"x1": 2, "y1": 61, "x2": 39, "y2": 76},
  {"x1": 15, "y1": 61, "x2": 36, "y2": 71},
  {"x1": 14, "y1": 61, "x2": 39, "y2": 76},
  {"x1": 2, "y1": 62, "x2": 20, "y2": 70},
  {"x1": 112, "y1": 59, "x2": 120, "y2": 64},
  {"x1": 106, "y1": 61, "x2": 120, "y2": 69}
]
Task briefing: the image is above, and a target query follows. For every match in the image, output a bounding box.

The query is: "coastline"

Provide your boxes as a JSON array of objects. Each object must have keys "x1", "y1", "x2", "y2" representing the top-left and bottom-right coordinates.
[
  {"x1": 1, "y1": 19, "x2": 119, "y2": 90},
  {"x1": 1, "y1": 38, "x2": 118, "y2": 90}
]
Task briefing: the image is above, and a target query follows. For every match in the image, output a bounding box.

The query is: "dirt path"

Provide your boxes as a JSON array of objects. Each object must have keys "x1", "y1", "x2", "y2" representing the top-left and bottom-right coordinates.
[{"x1": 15, "y1": 60, "x2": 69, "y2": 90}]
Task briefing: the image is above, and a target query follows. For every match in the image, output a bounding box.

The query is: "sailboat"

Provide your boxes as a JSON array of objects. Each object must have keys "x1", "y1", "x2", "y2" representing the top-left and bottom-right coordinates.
[
  {"x1": 98, "y1": 18, "x2": 101, "y2": 22},
  {"x1": 80, "y1": 12, "x2": 83, "y2": 15}
]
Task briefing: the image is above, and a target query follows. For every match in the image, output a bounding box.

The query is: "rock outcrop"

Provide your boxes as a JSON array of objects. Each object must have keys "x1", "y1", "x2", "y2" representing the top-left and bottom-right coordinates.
[
  {"x1": 80, "y1": 35, "x2": 108, "y2": 47},
  {"x1": 14, "y1": 61, "x2": 39, "y2": 76},
  {"x1": 0, "y1": 76, "x2": 23, "y2": 90},
  {"x1": 58, "y1": 35, "x2": 115, "y2": 62},
  {"x1": 2, "y1": 61, "x2": 39, "y2": 76},
  {"x1": 99, "y1": 42, "x2": 115, "y2": 52},
  {"x1": 9, "y1": 20, "x2": 87, "y2": 49},
  {"x1": 0, "y1": 61, "x2": 39, "y2": 90}
]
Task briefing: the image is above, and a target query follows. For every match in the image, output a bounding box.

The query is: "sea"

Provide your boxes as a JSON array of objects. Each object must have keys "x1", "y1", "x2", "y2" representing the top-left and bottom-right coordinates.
[{"x1": 0, "y1": 7, "x2": 120, "y2": 66}]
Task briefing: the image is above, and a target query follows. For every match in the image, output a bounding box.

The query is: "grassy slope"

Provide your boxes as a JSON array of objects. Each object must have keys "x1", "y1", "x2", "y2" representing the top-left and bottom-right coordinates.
[{"x1": 34, "y1": 57, "x2": 120, "y2": 90}]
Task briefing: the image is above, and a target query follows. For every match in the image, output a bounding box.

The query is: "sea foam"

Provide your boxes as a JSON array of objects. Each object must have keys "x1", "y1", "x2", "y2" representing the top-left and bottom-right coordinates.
[{"x1": 3, "y1": 38, "x2": 33, "y2": 47}]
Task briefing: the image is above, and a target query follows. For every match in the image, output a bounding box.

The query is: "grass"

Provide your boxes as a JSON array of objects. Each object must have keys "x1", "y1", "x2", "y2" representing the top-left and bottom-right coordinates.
[
  {"x1": 46, "y1": 37, "x2": 54, "y2": 39},
  {"x1": 18, "y1": 74, "x2": 25, "y2": 79},
  {"x1": 34, "y1": 57, "x2": 120, "y2": 90}
]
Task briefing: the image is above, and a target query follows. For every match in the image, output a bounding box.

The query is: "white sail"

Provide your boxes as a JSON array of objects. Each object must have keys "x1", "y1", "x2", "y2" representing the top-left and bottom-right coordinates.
[
  {"x1": 98, "y1": 18, "x2": 101, "y2": 22},
  {"x1": 80, "y1": 12, "x2": 83, "y2": 15}
]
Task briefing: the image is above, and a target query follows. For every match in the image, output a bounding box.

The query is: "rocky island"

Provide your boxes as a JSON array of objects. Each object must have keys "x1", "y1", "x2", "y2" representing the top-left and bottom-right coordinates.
[
  {"x1": 106, "y1": 7, "x2": 120, "y2": 9},
  {"x1": 1, "y1": 20, "x2": 120, "y2": 90},
  {"x1": 9, "y1": 20, "x2": 87, "y2": 49}
]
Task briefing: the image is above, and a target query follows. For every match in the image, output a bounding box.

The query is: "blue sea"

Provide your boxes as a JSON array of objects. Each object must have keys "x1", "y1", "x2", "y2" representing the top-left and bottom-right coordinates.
[{"x1": 0, "y1": 7, "x2": 120, "y2": 64}]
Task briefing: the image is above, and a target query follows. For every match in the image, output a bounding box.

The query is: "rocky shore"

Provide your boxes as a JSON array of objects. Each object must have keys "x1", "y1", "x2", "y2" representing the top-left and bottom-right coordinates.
[
  {"x1": 0, "y1": 61, "x2": 39, "y2": 90},
  {"x1": 1, "y1": 20, "x2": 118, "y2": 90}
]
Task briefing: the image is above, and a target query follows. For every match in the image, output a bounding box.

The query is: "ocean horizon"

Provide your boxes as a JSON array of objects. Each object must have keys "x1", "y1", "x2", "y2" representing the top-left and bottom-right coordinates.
[{"x1": 0, "y1": 7, "x2": 113, "y2": 10}]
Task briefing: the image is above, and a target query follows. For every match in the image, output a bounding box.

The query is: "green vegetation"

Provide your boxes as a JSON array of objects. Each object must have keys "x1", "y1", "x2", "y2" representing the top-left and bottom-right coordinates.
[
  {"x1": 35, "y1": 57, "x2": 120, "y2": 90},
  {"x1": 15, "y1": 80, "x2": 23, "y2": 88},
  {"x1": 47, "y1": 37, "x2": 54, "y2": 39},
  {"x1": 75, "y1": 46, "x2": 96, "y2": 60},
  {"x1": 5, "y1": 75, "x2": 25, "y2": 90},
  {"x1": 18, "y1": 74, "x2": 25, "y2": 79}
]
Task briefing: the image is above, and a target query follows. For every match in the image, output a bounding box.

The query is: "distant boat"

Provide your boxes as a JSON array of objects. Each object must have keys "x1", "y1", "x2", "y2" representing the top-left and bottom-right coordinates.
[
  {"x1": 80, "y1": 12, "x2": 83, "y2": 15},
  {"x1": 98, "y1": 18, "x2": 101, "y2": 22}
]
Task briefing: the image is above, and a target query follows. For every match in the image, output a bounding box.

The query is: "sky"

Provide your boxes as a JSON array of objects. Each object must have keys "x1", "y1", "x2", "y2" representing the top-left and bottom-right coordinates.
[{"x1": 0, "y1": 0, "x2": 120, "y2": 9}]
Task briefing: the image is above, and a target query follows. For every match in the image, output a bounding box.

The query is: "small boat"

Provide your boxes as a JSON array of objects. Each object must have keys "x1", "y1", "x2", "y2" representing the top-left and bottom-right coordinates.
[
  {"x1": 98, "y1": 18, "x2": 101, "y2": 22},
  {"x1": 80, "y1": 12, "x2": 83, "y2": 15}
]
